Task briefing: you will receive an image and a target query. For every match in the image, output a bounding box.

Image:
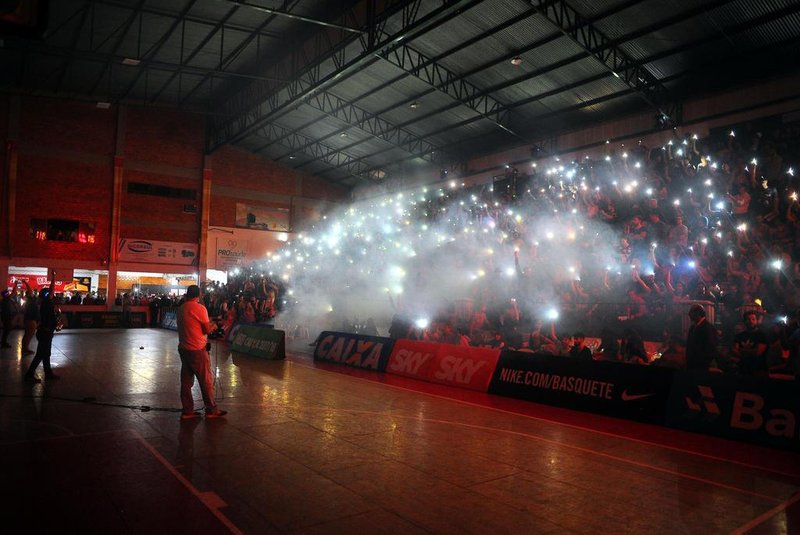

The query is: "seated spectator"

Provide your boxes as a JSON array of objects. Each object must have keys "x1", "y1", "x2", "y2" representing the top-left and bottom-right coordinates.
[
  {"x1": 594, "y1": 328, "x2": 620, "y2": 361},
  {"x1": 730, "y1": 311, "x2": 769, "y2": 376},
  {"x1": 486, "y1": 331, "x2": 505, "y2": 350},
  {"x1": 653, "y1": 335, "x2": 686, "y2": 368},
  {"x1": 620, "y1": 328, "x2": 648, "y2": 364},
  {"x1": 569, "y1": 332, "x2": 592, "y2": 359}
]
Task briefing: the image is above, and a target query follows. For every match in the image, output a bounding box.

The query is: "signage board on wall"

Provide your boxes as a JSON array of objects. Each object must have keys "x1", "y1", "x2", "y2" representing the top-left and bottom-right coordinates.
[
  {"x1": 207, "y1": 227, "x2": 291, "y2": 271},
  {"x1": 117, "y1": 239, "x2": 198, "y2": 265},
  {"x1": 235, "y1": 203, "x2": 290, "y2": 232},
  {"x1": 215, "y1": 237, "x2": 249, "y2": 270},
  {"x1": 8, "y1": 275, "x2": 86, "y2": 293}
]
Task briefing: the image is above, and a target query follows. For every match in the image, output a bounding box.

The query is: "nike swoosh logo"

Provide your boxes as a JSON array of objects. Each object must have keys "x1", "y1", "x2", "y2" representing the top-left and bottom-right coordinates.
[{"x1": 621, "y1": 391, "x2": 656, "y2": 401}]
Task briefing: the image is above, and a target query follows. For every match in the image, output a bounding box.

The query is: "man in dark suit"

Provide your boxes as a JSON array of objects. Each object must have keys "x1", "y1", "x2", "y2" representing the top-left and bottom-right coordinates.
[{"x1": 686, "y1": 304, "x2": 717, "y2": 371}]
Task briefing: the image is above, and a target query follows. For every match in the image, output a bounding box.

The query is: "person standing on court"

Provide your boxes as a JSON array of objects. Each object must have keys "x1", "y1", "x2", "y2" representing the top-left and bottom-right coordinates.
[
  {"x1": 24, "y1": 271, "x2": 59, "y2": 382},
  {"x1": 176, "y1": 284, "x2": 226, "y2": 419},
  {"x1": 21, "y1": 281, "x2": 39, "y2": 356},
  {"x1": 685, "y1": 303, "x2": 717, "y2": 371},
  {"x1": 1, "y1": 288, "x2": 19, "y2": 348}
]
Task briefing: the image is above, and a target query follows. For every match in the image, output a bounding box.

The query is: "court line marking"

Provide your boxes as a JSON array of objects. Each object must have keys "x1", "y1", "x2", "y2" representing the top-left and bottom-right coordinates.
[
  {"x1": 732, "y1": 491, "x2": 800, "y2": 534},
  {"x1": 275, "y1": 359, "x2": 797, "y2": 501},
  {"x1": 1, "y1": 427, "x2": 243, "y2": 534},
  {"x1": 290, "y1": 356, "x2": 800, "y2": 480},
  {"x1": 132, "y1": 429, "x2": 244, "y2": 535},
  {"x1": 222, "y1": 398, "x2": 784, "y2": 503}
]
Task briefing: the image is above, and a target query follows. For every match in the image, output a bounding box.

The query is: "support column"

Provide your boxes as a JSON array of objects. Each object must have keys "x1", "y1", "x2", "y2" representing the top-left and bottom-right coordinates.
[
  {"x1": 108, "y1": 105, "x2": 126, "y2": 310},
  {"x1": 199, "y1": 155, "x2": 212, "y2": 282},
  {"x1": 0, "y1": 262, "x2": 8, "y2": 292},
  {"x1": 4, "y1": 95, "x2": 20, "y2": 259},
  {"x1": 4, "y1": 140, "x2": 17, "y2": 259}
]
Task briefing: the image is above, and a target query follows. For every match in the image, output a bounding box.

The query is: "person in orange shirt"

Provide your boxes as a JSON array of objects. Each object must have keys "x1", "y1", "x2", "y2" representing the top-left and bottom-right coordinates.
[{"x1": 176, "y1": 285, "x2": 226, "y2": 420}]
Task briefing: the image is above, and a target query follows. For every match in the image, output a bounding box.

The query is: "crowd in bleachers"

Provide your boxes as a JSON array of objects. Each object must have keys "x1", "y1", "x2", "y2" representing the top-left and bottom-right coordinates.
[{"x1": 375, "y1": 119, "x2": 800, "y2": 377}]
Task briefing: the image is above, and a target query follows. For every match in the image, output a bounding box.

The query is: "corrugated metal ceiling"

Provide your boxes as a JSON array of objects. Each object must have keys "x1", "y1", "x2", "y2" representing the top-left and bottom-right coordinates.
[{"x1": 1, "y1": 0, "x2": 798, "y2": 189}]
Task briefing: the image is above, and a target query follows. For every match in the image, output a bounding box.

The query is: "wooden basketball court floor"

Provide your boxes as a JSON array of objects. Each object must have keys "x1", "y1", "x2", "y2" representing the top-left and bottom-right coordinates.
[{"x1": 0, "y1": 328, "x2": 798, "y2": 534}]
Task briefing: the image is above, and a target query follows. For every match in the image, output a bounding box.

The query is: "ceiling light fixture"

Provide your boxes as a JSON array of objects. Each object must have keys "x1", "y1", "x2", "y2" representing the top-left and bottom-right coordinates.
[
  {"x1": 409, "y1": 101, "x2": 419, "y2": 109},
  {"x1": 121, "y1": 58, "x2": 141, "y2": 66},
  {"x1": 340, "y1": 132, "x2": 348, "y2": 138},
  {"x1": 510, "y1": 56, "x2": 523, "y2": 66},
  {"x1": 96, "y1": 102, "x2": 111, "y2": 109}
]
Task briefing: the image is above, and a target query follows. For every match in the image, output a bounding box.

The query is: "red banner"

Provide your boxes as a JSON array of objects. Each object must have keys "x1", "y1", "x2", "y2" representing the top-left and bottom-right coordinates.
[
  {"x1": 8, "y1": 275, "x2": 72, "y2": 293},
  {"x1": 386, "y1": 340, "x2": 501, "y2": 392}
]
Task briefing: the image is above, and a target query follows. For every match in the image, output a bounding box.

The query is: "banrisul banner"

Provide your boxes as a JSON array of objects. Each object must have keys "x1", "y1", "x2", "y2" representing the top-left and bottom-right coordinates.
[
  {"x1": 386, "y1": 339, "x2": 500, "y2": 392},
  {"x1": 489, "y1": 352, "x2": 675, "y2": 423},
  {"x1": 666, "y1": 372, "x2": 800, "y2": 450},
  {"x1": 313, "y1": 331, "x2": 394, "y2": 372},
  {"x1": 230, "y1": 324, "x2": 285, "y2": 360}
]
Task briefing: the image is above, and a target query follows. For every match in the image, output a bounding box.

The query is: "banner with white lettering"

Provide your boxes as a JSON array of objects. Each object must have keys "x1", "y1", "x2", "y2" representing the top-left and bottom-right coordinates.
[
  {"x1": 489, "y1": 351, "x2": 675, "y2": 423},
  {"x1": 386, "y1": 340, "x2": 500, "y2": 392},
  {"x1": 118, "y1": 238, "x2": 198, "y2": 265},
  {"x1": 666, "y1": 372, "x2": 800, "y2": 450},
  {"x1": 313, "y1": 331, "x2": 394, "y2": 371},
  {"x1": 215, "y1": 237, "x2": 249, "y2": 270},
  {"x1": 229, "y1": 324, "x2": 285, "y2": 360}
]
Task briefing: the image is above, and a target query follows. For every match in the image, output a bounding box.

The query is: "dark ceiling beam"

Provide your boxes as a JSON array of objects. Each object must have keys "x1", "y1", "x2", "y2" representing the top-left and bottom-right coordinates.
[
  {"x1": 178, "y1": 0, "x2": 306, "y2": 108},
  {"x1": 110, "y1": 0, "x2": 200, "y2": 102},
  {"x1": 208, "y1": 0, "x2": 487, "y2": 152},
  {"x1": 94, "y1": 0, "x2": 285, "y2": 39},
  {"x1": 259, "y1": 1, "x2": 560, "y2": 160},
  {"x1": 1, "y1": 38, "x2": 289, "y2": 87},
  {"x1": 287, "y1": 0, "x2": 654, "y2": 173},
  {"x1": 312, "y1": 0, "x2": 736, "y2": 176},
  {"x1": 87, "y1": 0, "x2": 147, "y2": 96},
  {"x1": 529, "y1": 0, "x2": 678, "y2": 125},
  {"x1": 137, "y1": 4, "x2": 242, "y2": 104},
  {"x1": 221, "y1": 0, "x2": 364, "y2": 33},
  {"x1": 54, "y1": 1, "x2": 93, "y2": 93},
  {"x1": 258, "y1": 87, "x2": 447, "y2": 168},
  {"x1": 253, "y1": 123, "x2": 374, "y2": 184},
  {"x1": 315, "y1": 4, "x2": 796, "y2": 179}
]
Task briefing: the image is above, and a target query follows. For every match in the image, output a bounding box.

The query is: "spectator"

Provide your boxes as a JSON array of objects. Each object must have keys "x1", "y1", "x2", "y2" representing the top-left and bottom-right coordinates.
[
  {"x1": 686, "y1": 304, "x2": 717, "y2": 371},
  {"x1": 569, "y1": 332, "x2": 592, "y2": 359},
  {"x1": 730, "y1": 311, "x2": 769, "y2": 376}
]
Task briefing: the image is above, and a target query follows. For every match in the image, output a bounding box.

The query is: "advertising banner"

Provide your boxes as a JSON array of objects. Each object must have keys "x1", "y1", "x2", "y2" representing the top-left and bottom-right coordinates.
[
  {"x1": 666, "y1": 372, "x2": 800, "y2": 450},
  {"x1": 229, "y1": 324, "x2": 286, "y2": 360},
  {"x1": 313, "y1": 331, "x2": 394, "y2": 372},
  {"x1": 62, "y1": 311, "x2": 145, "y2": 328},
  {"x1": 215, "y1": 237, "x2": 248, "y2": 270},
  {"x1": 386, "y1": 340, "x2": 501, "y2": 392},
  {"x1": 235, "y1": 203, "x2": 290, "y2": 232},
  {"x1": 161, "y1": 311, "x2": 178, "y2": 331},
  {"x1": 8, "y1": 275, "x2": 84, "y2": 293},
  {"x1": 489, "y1": 352, "x2": 676, "y2": 423},
  {"x1": 207, "y1": 227, "x2": 292, "y2": 271},
  {"x1": 118, "y1": 238, "x2": 198, "y2": 265}
]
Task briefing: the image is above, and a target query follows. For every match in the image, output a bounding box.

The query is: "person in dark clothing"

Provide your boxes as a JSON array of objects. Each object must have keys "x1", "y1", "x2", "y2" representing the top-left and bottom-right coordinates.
[
  {"x1": 149, "y1": 297, "x2": 161, "y2": 327},
  {"x1": 1, "y1": 289, "x2": 17, "y2": 348},
  {"x1": 21, "y1": 282, "x2": 40, "y2": 356},
  {"x1": 621, "y1": 328, "x2": 648, "y2": 364},
  {"x1": 24, "y1": 272, "x2": 60, "y2": 382},
  {"x1": 595, "y1": 328, "x2": 620, "y2": 361},
  {"x1": 731, "y1": 311, "x2": 768, "y2": 376},
  {"x1": 569, "y1": 332, "x2": 593, "y2": 359},
  {"x1": 686, "y1": 304, "x2": 717, "y2": 371}
]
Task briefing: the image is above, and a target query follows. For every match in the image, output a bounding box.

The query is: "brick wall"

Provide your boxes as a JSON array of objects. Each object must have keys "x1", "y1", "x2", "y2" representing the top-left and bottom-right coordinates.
[
  {"x1": 1, "y1": 95, "x2": 347, "y2": 269},
  {"x1": 14, "y1": 96, "x2": 115, "y2": 262},
  {"x1": 0, "y1": 95, "x2": 8, "y2": 257},
  {"x1": 209, "y1": 144, "x2": 348, "y2": 229}
]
